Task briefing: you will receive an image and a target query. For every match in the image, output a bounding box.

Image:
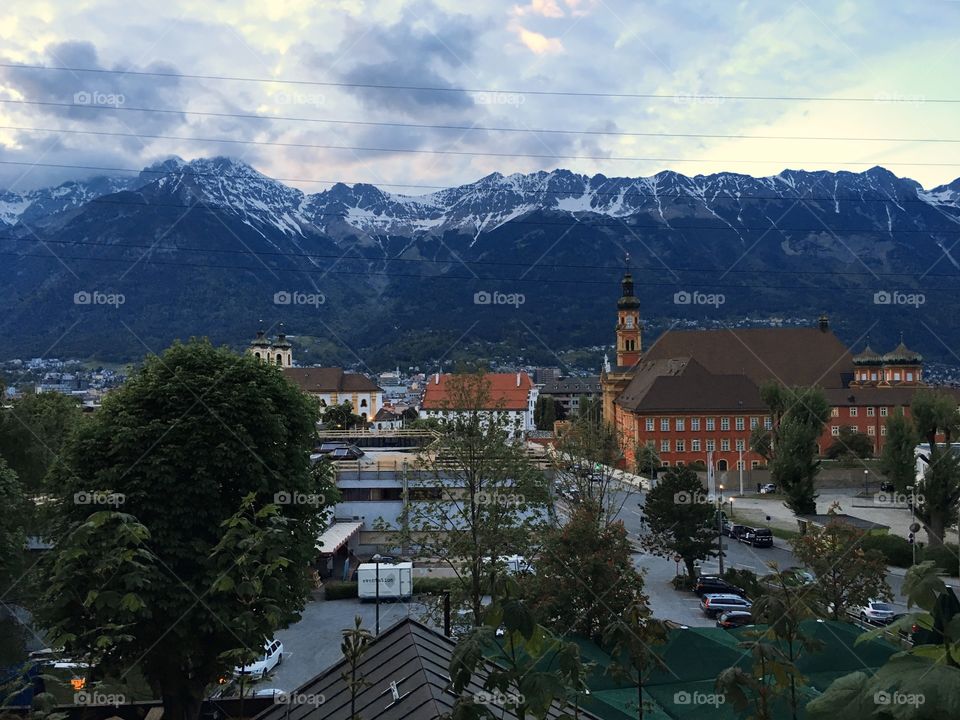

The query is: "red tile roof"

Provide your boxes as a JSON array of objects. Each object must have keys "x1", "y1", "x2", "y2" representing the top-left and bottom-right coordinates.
[{"x1": 421, "y1": 372, "x2": 533, "y2": 410}]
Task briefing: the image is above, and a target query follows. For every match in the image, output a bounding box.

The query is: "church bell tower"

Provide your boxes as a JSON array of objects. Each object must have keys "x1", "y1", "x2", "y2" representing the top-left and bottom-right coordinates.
[{"x1": 616, "y1": 270, "x2": 642, "y2": 367}]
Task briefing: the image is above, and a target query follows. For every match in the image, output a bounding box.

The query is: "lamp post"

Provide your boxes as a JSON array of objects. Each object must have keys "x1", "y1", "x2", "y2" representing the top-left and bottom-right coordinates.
[
  {"x1": 729, "y1": 496, "x2": 735, "y2": 519},
  {"x1": 863, "y1": 469, "x2": 869, "y2": 497},
  {"x1": 717, "y1": 484, "x2": 725, "y2": 576},
  {"x1": 372, "y1": 553, "x2": 382, "y2": 635},
  {"x1": 738, "y1": 448, "x2": 744, "y2": 497}
]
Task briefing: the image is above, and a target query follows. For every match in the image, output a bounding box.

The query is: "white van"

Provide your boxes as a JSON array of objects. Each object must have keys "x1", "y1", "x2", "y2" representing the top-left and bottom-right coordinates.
[{"x1": 357, "y1": 561, "x2": 413, "y2": 600}]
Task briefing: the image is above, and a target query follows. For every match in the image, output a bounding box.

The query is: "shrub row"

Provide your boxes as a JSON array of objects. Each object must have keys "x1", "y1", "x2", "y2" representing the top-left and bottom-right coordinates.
[
  {"x1": 859, "y1": 533, "x2": 959, "y2": 571},
  {"x1": 323, "y1": 581, "x2": 358, "y2": 600}
]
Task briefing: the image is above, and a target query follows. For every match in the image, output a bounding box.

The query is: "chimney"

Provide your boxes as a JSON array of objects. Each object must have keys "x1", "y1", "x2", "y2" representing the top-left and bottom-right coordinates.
[
  {"x1": 516, "y1": 371, "x2": 521, "y2": 387},
  {"x1": 435, "y1": 372, "x2": 440, "y2": 385},
  {"x1": 818, "y1": 314, "x2": 829, "y2": 333}
]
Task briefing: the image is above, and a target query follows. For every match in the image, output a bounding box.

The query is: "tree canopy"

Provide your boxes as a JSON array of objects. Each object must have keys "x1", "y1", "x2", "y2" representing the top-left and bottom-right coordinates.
[
  {"x1": 37, "y1": 340, "x2": 336, "y2": 720},
  {"x1": 641, "y1": 465, "x2": 716, "y2": 578}
]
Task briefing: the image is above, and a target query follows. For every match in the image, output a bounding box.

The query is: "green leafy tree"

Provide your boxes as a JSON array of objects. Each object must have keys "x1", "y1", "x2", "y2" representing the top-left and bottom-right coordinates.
[
  {"x1": 751, "y1": 383, "x2": 829, "y2": 514},
  {"x1": 911, "y1": 389, "x2": 960, "y2": 547},
  {"x1": 449, "y1": 578, "x2": 589, "y2": 720},
  {"x1": 36, "y1": 340, "x2": 335, "y2": 720},
  {"x1": 878, "y1": 408, "x2": 918, "y2": 492},
  {"x1": 532, "y1": 395, "x2": 556, "y2": 431},
  {"x1": 634, "y1": 442, "x2": 660, "y2": 480},
  {"x1": 790, "y1": 514, "x2": 891, "y2": 620},
  {"x1": 602, "y1": 600, "x2": 669, "y2": 720},
  {"x1": 640, "y1": 466, "x2": 716, "y2": 578},
  {"x1": 0, "y1": 458, "x2": 26, "y2": 599},
  {"x1": 322, "y1": 401, "x2": 366, "y2": 430},
  {"x1": 0, "y1": 391, "x2": 82, "y2": 493},
  {"x1": 340, "y1": 616, "x2": 373, "y2": 720},
  {"x1": 553, "y1": 414, "x2": 632, "y2": 527},
  {"x1": 825, "y1": 426, "x2": 874, "y2": 460},
  {"x1": 524, "y1": 501, "x2": 647, "y2": 643},
  {"x1": 409, "y1": 372, "x2": 551, "y2": 628},
  {"x1": 807, "y1": 561, "x2": 960, "y2": 719}
]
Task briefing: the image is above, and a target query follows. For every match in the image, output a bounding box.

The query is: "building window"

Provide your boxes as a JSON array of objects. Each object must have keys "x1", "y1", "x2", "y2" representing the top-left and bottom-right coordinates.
[
  {"x1": 736, "y1": 460, "x2": 745, "y2": 470},
  {"x1": 660, "y1": 440, "x2": 670, "y2": 453},
  {"x1": 867, "y1": 426, "x2": 876, "y2": 436},
  {"x1": 871, "y1": 372, "x2": 878, "y2": 381},
  {"x1": 675, "y1": 418, "x2": 685, "y2": 431},
  {"x1": 750, "y1": 417, "x2": 759, "y2": 429},
  {"x1": 866, "y1": 407, "x2": 875, "y2": 417},
  {"x1": 894, "y1": 372, "x2": 901, "y2": 381},
  {"x1": 881, "y1": 426, "x2": 887, "y2": 436},
  {"x1": 849, "y1": 406, "x2": 857, "y2": 417},
  {"x1": 660, "y1": 418, "x2": 670, "y2": 432},
  {"x1": 706, "y1": 440, "x2": 716, "y2": 452},
  {"x1": 907, "y1": 372, "x2": 914, "y2": 382},
  {"x1": 691, "y1": 439, "x2": 701, "y2": 452},
  {"x1": 831, "y1": 407, "x2": 840, "y2": 417},
  {"x1": 735, "y1": 439, "x2": 745, "y2": 451},
  {"x1": 764, "y1": 416, "x2": 772, "y2": 430},
  {"x1": 720, "y1": 438, "x2": 731, "y2": 451},
  {"x1": 880, "y1": 407, "x2": 888, "y2": 417},
  {"x1": 706, "y1": 418, "x2": 716, "y2": 431},
  {"x1": 831, "y1": 426, "x2": 840, "y2": 436},
  {"x1": 691, "y1": 418, "x2": 701, "y2": 431},
  {"x1": 675, "y1": 440, "x2": 685, "y2": 452},
  {"x1": 645, "y1": 418, "x2": 654, "y2": 431},
  {"x1": 720, "y1": 417, "x2": 730, "y2": 431},
  {"x1": 751, "y1": 460, "x2": 761, "y2": 469},
  {"x1": 661, "y1": 461, "x2": 670, "y2": 467},
  {"x1": 735, "y1": 417, "x2": 745, "y2": 431},
  {"x1": 360, "y1": 399, "x2": 368, "y2": 408}
]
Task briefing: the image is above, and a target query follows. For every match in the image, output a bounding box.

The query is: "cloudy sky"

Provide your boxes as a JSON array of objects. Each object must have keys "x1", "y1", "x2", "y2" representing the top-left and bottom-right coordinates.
[{"x1": 0, "y1": 0, "x2": 958, "y2": 193}]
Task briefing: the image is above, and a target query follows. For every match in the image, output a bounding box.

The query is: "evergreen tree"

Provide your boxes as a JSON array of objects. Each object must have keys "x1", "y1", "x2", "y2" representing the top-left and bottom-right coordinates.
[
  {"x1": 911, "y1": 389, "x2": 960, "y2": 547},
  {"x1": 878, "y1": 408, "x2": 918, "y2": 491}
]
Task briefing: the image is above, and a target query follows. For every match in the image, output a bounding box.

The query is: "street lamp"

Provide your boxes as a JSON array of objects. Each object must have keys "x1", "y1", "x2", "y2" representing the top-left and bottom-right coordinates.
[
  {"x1": 863, "y1": 469, "x2": 869, "y2": 497},
  {"x1": 729, "y1": 496, "x2": 735, "y2": 519},
  {"x1": 372, "y1": 553, "x2": 382, "y2": 635},
  {"x1": 717, "y1": 484, "x2": 725, "y2": 576}
]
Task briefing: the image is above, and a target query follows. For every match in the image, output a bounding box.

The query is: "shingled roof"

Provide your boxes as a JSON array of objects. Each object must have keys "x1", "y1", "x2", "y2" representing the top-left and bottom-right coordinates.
[
  {"x1": 283, "y1": 367, "x2": 381, "y2": 394},
  {"x1": 421, "y1": 372, "x2": 533, "y2": 410},
  {"x1": 616, "y1": 357, "x2": 767, "y2": 413},
  {"x1": 253, "y1": 618, "x2": 600, "y2": 720},
  {"x1": 643, "y1": 327, "x2": 852, "y2": 389}
]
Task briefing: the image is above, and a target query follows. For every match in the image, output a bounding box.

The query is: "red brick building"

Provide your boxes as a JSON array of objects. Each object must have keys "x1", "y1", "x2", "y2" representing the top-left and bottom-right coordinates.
[{"x1": 600, "y1": 272, "x2": 950, "y2": 472}]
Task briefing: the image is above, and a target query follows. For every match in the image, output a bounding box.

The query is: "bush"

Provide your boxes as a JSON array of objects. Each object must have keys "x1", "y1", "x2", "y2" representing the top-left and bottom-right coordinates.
[
  {"x1": 413, "y1": 576, "x2": 462, "y2": 595},
  {"x1": 723, "y1": 568, "x2": 763, "y2": 598},
  {"x1": 324, "y1": 581, "x2": 358, "y2": 600},
  {"x1": 860, "y1": 533, "x2": 913, "y2": 568},
  {"x1": 672, "y1": 574, "x2": 694, "y2": 591},
  {"x1": 921, "y1": 543, "x2": 959, "y2": 574}
]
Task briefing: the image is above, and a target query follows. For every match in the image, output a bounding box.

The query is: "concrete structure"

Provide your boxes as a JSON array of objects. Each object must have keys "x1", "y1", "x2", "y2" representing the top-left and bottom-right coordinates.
[{"x1": 538, "y1": 375, "x2": 601, "y2": 417}]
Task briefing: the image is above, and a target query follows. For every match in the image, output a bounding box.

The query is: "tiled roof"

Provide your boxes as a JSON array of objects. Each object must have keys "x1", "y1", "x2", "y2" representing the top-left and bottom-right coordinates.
[
  {"x1": 643, "y1": 327, "x2": 852, "y2": 389},
  {"x1": 253, "y1": 618, "x2": 600, "y2": 720},
  {"x1": 616, "y1": 358, "x2": 766, "y2": 412},
  {"x1": 421, "y1": 373, "x2": 533, "y2": 410},
  {"x1": 283, "y1": 367, "x2": 382, "y2": 394}
]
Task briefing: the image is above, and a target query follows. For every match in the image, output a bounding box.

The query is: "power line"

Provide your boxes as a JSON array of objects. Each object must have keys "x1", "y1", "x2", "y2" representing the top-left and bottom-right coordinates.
[
  {"x1": 4, "y1": 248, "x2": 959, "y2": 290},
  {"x1": 8, "y1": 187, "x2": 960, "y2": 236},
  {"x1": 0, "y1": 128, "x2": 956, "y2": 167},
  {"x1": 6, "y1": 232, "x2": 960, "y2": 278},
  {"x1": 3, "y1": 62, "x2": 959, "y2": 104},
  {"x1": 2, "y1": 99, "x2": 958, "y2": 145}
]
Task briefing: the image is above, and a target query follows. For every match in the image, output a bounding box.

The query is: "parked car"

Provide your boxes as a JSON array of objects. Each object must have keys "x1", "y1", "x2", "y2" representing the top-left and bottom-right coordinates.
[
  {"x1": 741, "y1": 527, "x2": 774, "y2": 548},
  {"x1": 694, "y1": 576, "x2": 746, "y2": 598},
  {"x1": 722, "y1": 521, "x2": 749, "y2": 539},
  {"x1": 700, "y1": 593, "x2": 753, "y2": 618},
  {"x1": 234, "y1": 639, "x2": 284, "y2": 680},
  {"x1": 759, "y1": 483, "x2": 776, "y2": 494},
  {"x1": 851, "y1": 600, "x2": 896, "y2": 626},
  {"x1": 716, "y1": 610, "x2": 753, "y2": 629},
  {"x1": 879, "y1": 481, "x2": 895, "y2": 492}
]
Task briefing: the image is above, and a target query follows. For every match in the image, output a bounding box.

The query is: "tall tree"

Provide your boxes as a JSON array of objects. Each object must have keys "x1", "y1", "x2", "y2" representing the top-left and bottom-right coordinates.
[
  {"x1": 640, "y1": 466, "x2": 716, "y2": 578},
  {"x1": 878, "y1": 408, "x2": 919, "y2": 491},
  {"x1": 824, "y1": 426, "x2": 873, "y2": 460},
  {"x1": 321, "y1": 400, "x2": 366, "y2": 430},
  {"x1": 752, "y1": 383, "x2": 829, "y2": 515},
  {"x1": 0, "y1": 391, "x2": 82, "y2": 493},
  {"x1": 533, "y1": 395, "x2": 556, "y2": 431},
  {"x1": 634, "y1": 442, "x2": 660, "y2": 480},
  {"x1": 524, "y1": 501, "x2": 647, "y2": 644},
  {"x1": 409, "y1": 372, "x2": 551, "y2": 628},
  {"x1": 911, "y1": 389, "x2": 960, "y2": 547},
  {"x1": 36, "y1": 340, "x2": 336, "y2": 720},
  {"x1": 0, "y1": 457, "x2": 27, "y2": 599},
  {"x1": 790, "y1": 513, "x2": 891, "y2": 620}
]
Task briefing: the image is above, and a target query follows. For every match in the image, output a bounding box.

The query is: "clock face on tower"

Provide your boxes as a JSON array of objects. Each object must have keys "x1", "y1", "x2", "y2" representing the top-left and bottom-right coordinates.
[{"x1": 625, "y1": 316, "x2": 635, "y2": 329}]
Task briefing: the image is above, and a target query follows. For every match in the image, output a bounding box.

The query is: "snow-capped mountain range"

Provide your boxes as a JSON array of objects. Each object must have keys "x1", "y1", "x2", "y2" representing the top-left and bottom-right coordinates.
[{"x1": 4, "y1": 156, "x2": 960, "y2": 240}]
